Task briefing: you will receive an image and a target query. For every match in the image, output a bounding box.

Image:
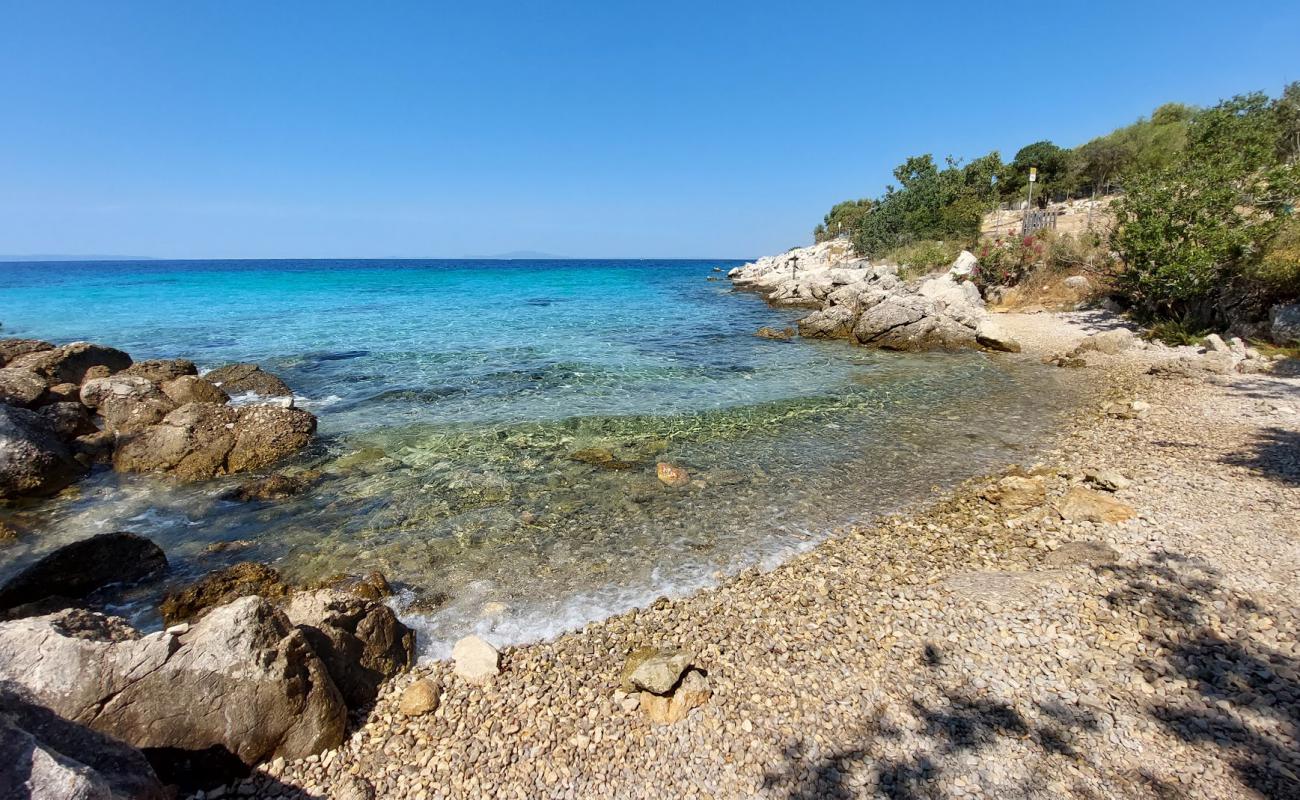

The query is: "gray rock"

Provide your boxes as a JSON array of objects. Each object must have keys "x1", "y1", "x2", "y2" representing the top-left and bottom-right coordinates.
[
  {"x1": 621, "y1": 647, "x2": 694, "y2": 695},
  {"x1": 0, "y1": 404, "x2": 85, "y2": 499},
  {"x1": 797, "y1": 306, "x2": 857, "y2": 340},
  {"x1": 1075, "y1": 329, "x2": 1136, "y2": 355},
  {"x1": 37, "y1": 402, "x2": 98, "y2": 440},
  {"x1": 1044, "y1": 541, "x2": 1120, "y2": 568},
  {"x1": 0, "y1": 598, "x2": 347, "y2": 769},
  {"x1": 975, "y1": 320, "x2": 1022, "y2": 353},
  {"x1": 0, "y1": 532, "x2": 167, "y2": 613},
  {"x1": 79, "y1": 375, "x2": 177, "y2": 435},
  {"x1": 1270, "y1": 303, "x2": 1300, "y2": 345},
  {"x1": 1084, "y1": 468, "x2": 1131, "y2": 492}
]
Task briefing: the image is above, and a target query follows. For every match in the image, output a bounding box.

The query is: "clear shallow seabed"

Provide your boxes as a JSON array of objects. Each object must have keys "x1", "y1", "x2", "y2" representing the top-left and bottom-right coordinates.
[{"x1": 1, "y1": 259, "x2": 1082, "y2": 658}]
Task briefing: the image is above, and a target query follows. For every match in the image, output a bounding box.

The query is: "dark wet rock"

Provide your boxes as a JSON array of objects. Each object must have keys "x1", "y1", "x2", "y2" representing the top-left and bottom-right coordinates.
[
  {"x1": 569, "y1": 447, "x2": 638, "y2": 470},
  {"x1": 0, "y1": 520, "x2": 20, "y2": 546},
  {"x1": 284, "y1": 589, "x2": 416, "y2": 708},
  {"x1": 0, "y1": 338, "x2": 54, "y2": 365},
  {"x1": 754, "y1": 326, "x2": 794, "y2": 341},
  {"x1": 0, "y1": 532, "x2": 167, "y2": 613},
  {"x1": 120, "y1": 358, "x2": 197, "y2": 383},
  {"x1": 9, "y1": 342, "x2": 132, "y2": 385},
  {"x1": 160, "y1": 562, "x2": 289, "y2": 626},
  {"x1": 112, "y1": 403, "x2": 316, "y2": 481},
  {"x1": 0, "y1": 404, "x2": 85, "y2": 499},
  {"x1": 0, "y1": 367, "x2": 47, "y2": 407},
  {"x1": 37, "y1": 401, "x2": 99, "y2": 440},
  {"x1": 79, "y1": 375, "x2": 177, "y2": 435},
  {"x1": 0, "y1": 688, "x2": 168, "y2": 800},
  {"x1": 225, "y1": 470, "x2": 320, "y2": 502},
  {"x1": 315, "y1": 570, "x2": 393, "y2": 602},
  {"x1": 160, "y1": 374, "x2": 229, "y2": 406},
  {"x1": 204, "y1": 363, "x2": 292, "y2": 397},
  {"x1": 73, "y1": 430, "x2": 116, "y2": 466},
  {"x1": 0, "y1": 599, "x2": 347, "y2": 771}
]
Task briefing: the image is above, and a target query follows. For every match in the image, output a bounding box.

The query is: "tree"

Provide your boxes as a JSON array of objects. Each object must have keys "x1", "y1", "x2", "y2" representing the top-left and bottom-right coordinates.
[
  {"x1": 814, "y1": 199, "x2": 873, "y2": 242},
  {"x1": 1001, "y1": 141, "x2": 1073, "y2": 202}
]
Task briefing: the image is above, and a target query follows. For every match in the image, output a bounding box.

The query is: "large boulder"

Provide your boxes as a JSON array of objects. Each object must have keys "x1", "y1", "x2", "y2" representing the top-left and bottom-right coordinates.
[
  {"x1": 120, "y1": 359, "x2": 197, "y2": 383},
  {"x1": 0, "y1": 532, "x2": 167, "y2": 613},
  {"x1": 160, "y1": 375, "x2": 228, "y2": 406},
  {"x1": 797, "y1": 306, "x2": 857, "y2": 340},
  {"x1": 112, "y1": 403, "x2": 316, "y2": 481},
  {"x1": 0, "y1": 404, "x2": 85, "y2": 499},
  {"x1": 80, "y1": 375, "x2": 177, "y2": 435},
  {"x1": 0, "y1": 367, "x2": 47, "y2": 407},
  {"x1": 37, "y1": 401, "x2": 99, "y2": 440},
  {"x1": 1271, "y1": 303, "x2": 1300, "y2": 346},
  {"x1": 283, "y1": 589, "x2": 416, "y2": 708},
  {"x1": 160, "y1": 562, "x2": 290, "y2": 626},
  {"x1": 8, "y1": 342, "x2": 132, "y2": 385},
  {"x1": 0, "y1": 598, "x2": 348, "y2": 769},
  {"x1": 975, "y1": 319, "x2": 1022, "y2": 353},
  {"x1": 0, "y1": 338, "x2": 54, "y2": 366},
  {"x1": 852, "y1": 295, "x2": 978, "y2": 351},
  {"x1": 204, "y1": 363, "x2": 292, "y2": 397},
  {"x1": 0, "y1": 689, "x2": 167, "y2": 800}
]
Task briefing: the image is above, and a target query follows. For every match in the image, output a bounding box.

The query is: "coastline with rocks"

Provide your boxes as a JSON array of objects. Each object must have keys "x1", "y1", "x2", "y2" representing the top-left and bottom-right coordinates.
[{"x1": 0, "y1": 247, "x2": 1297, "y2": 799}]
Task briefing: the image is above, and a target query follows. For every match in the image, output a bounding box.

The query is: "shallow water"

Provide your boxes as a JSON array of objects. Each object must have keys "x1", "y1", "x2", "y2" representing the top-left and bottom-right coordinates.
[{"x1": 1, "y1": 259, "x2": 1081, "y2": 657}]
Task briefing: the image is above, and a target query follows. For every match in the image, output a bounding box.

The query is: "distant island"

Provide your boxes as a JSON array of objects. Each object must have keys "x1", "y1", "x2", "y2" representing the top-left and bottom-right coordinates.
[{"x1": 463, "y1": 250, "x2": 565, "y2": 260}]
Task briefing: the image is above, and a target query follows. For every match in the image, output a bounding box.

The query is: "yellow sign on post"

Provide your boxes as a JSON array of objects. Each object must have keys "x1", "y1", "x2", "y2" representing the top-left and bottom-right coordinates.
[{"x1": 1028, "y1": 167, "x2": 1038, "y2": 183}]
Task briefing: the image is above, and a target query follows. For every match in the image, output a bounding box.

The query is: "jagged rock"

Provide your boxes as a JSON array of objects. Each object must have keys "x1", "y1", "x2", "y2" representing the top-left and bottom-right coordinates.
[
  {"x1": 283, "y1": 589, "x2": 415, "y2": 708},
  {"x1": 1084, "y1": 468, "x2": 1131, "y2": 492},
  {"x1": 121, "y1": 359, "x2": 198, "y2": 383},
  {"x1": 949, "y1": 250, "x2": 978, "y2": 277},
  {"x1": 226, "y1": 471, "x2": 319, "y2": 501},
  {"x1": 0, "y1": 338, "x2": 54, "y2": 365},
  {"x1": 314, "y1": 570, "x2": 393, "y2": 602},
  {"x1": 204, "y1": 363, "x2": 292, "y2": 397},
  {"x1": 160, "y1": 374, "x2": 229, "y2": 406},
  {"x1": 227, "y1": 405, "x2": 317, "y2": 473},
  {"x1": 754, "y1": 326, "x2": 794, "y2": 341},
  {"x1": 1270, "y1": 303, "x2": 1300, "y2": 345},
  {"x1": 0, "y1": 367, "x2": 47, "y2": 406},
  {"x1": 160, "y1": 562, "x2": 289, "y2": 626},
  {"x1": 656, "y1": 462, "x2": 690, "y2": 488},
  {"x1": 1055, "y1": 487, "x2": 1135, "y2": 523},
  {"x1": 79, "y1": 375, "x2": 176, "y2": 434},
  {"x1": 8, "y1": 342, "x2": 132, "y2": 385},
  {"x1": 452, "y1": 635, "x2": 500, "y2": 685},
  {"x1": 40, "y1": 382, "x2": 81, "y2": 405},
  {"x1": 0, "y1": 404, "x2": 85, "y2": 499},
  {"x1": 975, "y1": 320, "x2": 1022, "y2": 353},
  {"x1": 0, "y1": 599, "x2": 347, "y2": 770},
  {"x1": 0, "y1": 689, "x2": 168, "y2": 800},
  {"x1": 37, "y1": 402, "x2": 98, "y2": 440},
  {"x1": 640, "y1": 668, "x2": 711, "y2": 725},
  {"x1": 397, "y1": 679, "x2": 441, "y2": 716},
  {"x1": 853, "y1": 296, "x2": 977, "y2": 351},
  {"x1": 0, "y1": 532, "x2": 167, "y2": 613},
  {"x1": 621, "y1": 647, "x2": 694, "y2": 695},
  {"x1": 980, "y1": 476, "x2": 1046, "y2": 510},
  {"x1": 797, "y1": 306, "x2": 857, "y2": 340}
]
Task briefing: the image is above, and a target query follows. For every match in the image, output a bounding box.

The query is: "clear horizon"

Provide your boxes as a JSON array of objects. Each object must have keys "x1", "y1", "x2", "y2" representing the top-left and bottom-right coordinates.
[{"x1": 2, "y1": 1, "x2": 1298, "y2": 260}]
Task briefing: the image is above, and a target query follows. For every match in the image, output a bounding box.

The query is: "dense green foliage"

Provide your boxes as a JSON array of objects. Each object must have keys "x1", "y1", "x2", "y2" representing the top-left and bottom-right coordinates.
[
  {"x1": 813, "y1": 199, "x2": 873, "y2": 242},
  {"x1": 1113, "y1": 90, "x2": 1300, "y2": 323}
]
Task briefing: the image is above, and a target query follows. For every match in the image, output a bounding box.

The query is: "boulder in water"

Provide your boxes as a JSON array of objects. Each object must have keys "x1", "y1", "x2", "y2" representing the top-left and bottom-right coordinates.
[
  {"x1": 204, "y1": 363, "x2": 292, "y2": 397},
  {"x1": 160, "y1": 561, "x2": 289, "y2": 626},
  {"x1": 80, "y1": 375, "x2": 177, "y2": 434},
  {"x1": 120, "y1": 358, "x2": 197, "y2": 383},
  {"x1": 0, "y1": 404, "x2": 85, "y2": 499},
  {"x1": 160, "y1": 374, "x2": 229, "y2": 406}
]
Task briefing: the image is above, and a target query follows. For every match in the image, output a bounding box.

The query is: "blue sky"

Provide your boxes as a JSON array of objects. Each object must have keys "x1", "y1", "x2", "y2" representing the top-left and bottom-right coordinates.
[{"x1": 1, "y1": 2, "x2": 1297, "y2": 259}]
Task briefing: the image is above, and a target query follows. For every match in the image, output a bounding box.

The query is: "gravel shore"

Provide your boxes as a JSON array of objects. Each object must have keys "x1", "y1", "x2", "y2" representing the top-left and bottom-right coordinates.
[{"x1": 242, "y1": 311, "x2": 1300, "y2": 800}]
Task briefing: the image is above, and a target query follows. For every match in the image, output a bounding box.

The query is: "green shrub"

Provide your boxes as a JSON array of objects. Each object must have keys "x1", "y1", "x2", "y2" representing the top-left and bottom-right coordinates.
[
  {"x1": 1040, "y1": 230, "x2": 1115, "y2": 274},
  {"x1": 881, "y1": 240, "x2": 964, "y2": 276},
  {"x1": 972, "y1": 234, "x2": 1043, "y2": 289},
  {"x1": 1144, "y1": 318, "x2": 1210, "y2": 347}
]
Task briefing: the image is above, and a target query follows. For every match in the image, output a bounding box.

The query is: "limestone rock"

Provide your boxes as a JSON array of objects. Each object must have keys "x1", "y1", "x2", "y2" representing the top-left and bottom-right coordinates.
[
  {"x1": 226, "y1": 471, "x2": 319, "y2": 501},
  {"x1": 397, "y1": 678, "x2": 441, "y2": 717},
  {"x1": 226, "y1": 405, "x2": 317, "y2": 473},
  {"x1": 1056, "y1": 487, "x2": 1135, "y2": 523},
  {"x1": 0, "y1": 532, "x2": 167, "y2": 613},
  {"x1": 160, "y1": 374, "x2": 229, "y2": 406},
  {"x1": 975, "y1": 320, "x2": 1022, "y2": 353},
  {"x1": 1074, "y1": 329, "x2": 1135, "y2": 355},
  {"x1": 0, "y1": 367, "x2": 47, "y2": 407},
  {"x1": 641, "y1": 668, "x2": 711, "y2": 725},
  {"x1": 1084, "y1": 468, "x2": 1131, "y2": 492},
  {"x1": 283, "y1": 589, "x2": 416, "y2": 708},
  {"x1": 621, "y1": 646, "x2": 694, "y2": 695},
  {"x1": 1270, "y1": 303, "x2": 1300, "y2": 345},
  {"x1": 204, "y1": 363, "x2": 292, "y2": 397},
  {"x1": 0, "y1": 599, "x2": 347, "y2": 769},
  {"x1": 79, "y1": 375, "x2": 176, "y2": 434},
  {"x1": 0, "y1": 338, "x2": 54, "y2": 365},
  {"x1": 37, "y1": 402, "x2": 98, "y2": 440},
  {"x1": 754, "y1": 326, "x2": 794, "y2": 341},
  {"x1": 0, "y1": 404, "x2": 85, "y2": 499},
  {"x1": 949, "y1": 250, "x2": 978, "y2": 277},
  {"x1": 12, "y1": 342, "x2": 132, "y2": 385},
  {"x1": 120, "y1": 359, "x2": 198, "y2": 383},
  {"x1": 981, "y1": 476, "x2": 1046, "y2": 510},
  {"x1": 160, "y1": 562, "x2": 289, "y2": 625},
  {"x1": 656, "y1": 462, "x2": 690, "y2": 488},
  {"x1": 797, "y1": 306, "x2": 857, "y2": 340},
  {"x1": 452, "y1": 635, "x2": 500, "y2": 685}
]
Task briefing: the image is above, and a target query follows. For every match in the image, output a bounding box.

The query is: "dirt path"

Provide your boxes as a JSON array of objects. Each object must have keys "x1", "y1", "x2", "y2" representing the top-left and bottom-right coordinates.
[{"x1": 247, "y1": 312, "x2": 1300, "y2": 800}]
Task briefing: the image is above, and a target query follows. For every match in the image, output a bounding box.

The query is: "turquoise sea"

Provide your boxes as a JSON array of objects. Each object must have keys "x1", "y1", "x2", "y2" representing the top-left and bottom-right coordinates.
[{"x1": 1, "y1": 259, "x2": 1080, "y2": 657}]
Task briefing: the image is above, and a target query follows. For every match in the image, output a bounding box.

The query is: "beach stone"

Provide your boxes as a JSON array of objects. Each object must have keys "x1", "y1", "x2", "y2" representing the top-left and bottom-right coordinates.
[
  {"x1": 226, "y1": 405, "x2": 317, "y2": 473},
  {"x1": 452, "y1": 635, "x2": 500, "y2": 684},
  {"x1": 1056, "y1": 487, "x2": 1135, "y2": 523},
  {"x1": 37, "y1": 401, "x2": 98, "y2": 440},
  {"x1": 641, "y1": 669, "x2": 711, "y2": 725},
  {"x1": 160, "y1": 375, "x2": 229, "y2": 406},
  {"x1": 656, "y1": 462, "x2": 690, "y2": 488},
  {"x1": 949, "y1": 250, "x2": 978, "y2": 277},
  {"x1": 0, "y1": 598, "x2": 347, "y2": 773},
  {"x1": 79, "y1": 375, "x2": 177, "y2": 434},
  {"x1": 13, "y1": 342, "x2": 132, "y2": 385},
  {"x1": 0, "y1": 367, "x2": 47, "y2": 407},
  {"x1": 205, "y1": 363, "x2": 292, "y2": 397},
  {"x1": 1084, "y1": 468, "x2": 1131, "y2": 492},
  {"x1": 121, "y1": 358, "x2": 198, "y2": 383},
  {"x1": 334, "y1": 775, "x2": 376, "y2": 800},
  {"x1": 397, "y1": 678, "x2": 441, "y2": 717},
  {"x1": 0, "y1": 404, "x2": 85, "y2": 499},
  {"x1": 0, "y1": 688, "x2": 167, "y2": 800},
  {"x1": 283, "y1": 589, "x2": 416, "y2": 709},
  {"x1": 1074, "y1": 329, "x2": 1136, "y2": 355},
  {"x1": 975, "y1": 319, "x2": 1022, "y2": 353},
  {"x1": 621, "y1": 647, "x2": 693, "y2": 695},
  {"x1": 1044, "y1": 541, "x2": 1120, "y2": 568},
  {"x1": 160, "y1": 562, "x2": 289, "y2": 626},
  {"x1": 981, "y1": 475, "x2": 1045, "y2": 510},
  {"x1": 0, "y1": 338, "x2": 54, "y2": 366},
  {"x1": 0, "y1": 532, "x2": 167, "y2": 614}
]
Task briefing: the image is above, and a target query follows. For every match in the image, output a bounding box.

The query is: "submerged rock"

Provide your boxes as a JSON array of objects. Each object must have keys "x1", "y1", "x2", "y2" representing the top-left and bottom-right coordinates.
[
  {"x1": 0, "y1": 532, "x2": 167, "y2": 614},
  {"x1": 754, "y1": 326, "x2": 795, "y2": 341},
  {"x1": 0, "y1": 404, "x2": 85, "y2": 499},
  {"x1": 226, "y1": 470, "x2": 320, "y2": 501},
  {"x1": 160, "y1": 562, "x2": 290, "y2": 625},
  {"x1": 656, "y1": 462, "x2": 690, "y2": 488},
  {"x1": 204, "y1": 363, "x2": 292, "y2": 397}
]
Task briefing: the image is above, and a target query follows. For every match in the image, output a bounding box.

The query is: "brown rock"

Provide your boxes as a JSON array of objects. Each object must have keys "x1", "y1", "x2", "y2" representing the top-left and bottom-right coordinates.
[
  {"x1": 112, "y1": 402, "x2": 240, "y2": 480},
  {"x1": 0, "y1": 532, "x2": 167, "y2": 614},
  {"x1": 14, "y1": 342, "x2": 132, "y2": 385},
  {"x1": 641, "y1": 669, "x2": 711, "y2": 724},
  {"x1": 397, "y1": 678, "x2": 441, "y2": 716},
  {"x1": 570, "y1": 447, "x2": 638, "y2": 470},
  {"x1": 0, "y1": 367, "x2": 47, "y2": 407},
  {"x1": 656, "y1": 462, "x2": 690, "y2": 488},
  {"x1": 160, "y1": 374, "x2": 229, "y2": 406},
  {"x1": 621, "y1": 646, "x2": 693, "y2": 694},
  {"x1": 0, "y1": 338, "x2": 54, "y2": 365},
  {"x1": 981, "y1": 475, "x2": 1045, "y2": 510},
  {"x1": 204, "y1": 363, "x2": 292, "y2": 397},
  {"x1": 226, "y1": 405, "x2": 317, "y2": 473},
  {"x1": 160, "y1": 562, "x2": 289, "y2": 625},
  {"x1": 755, "y1": 326, "x2": 795, "y2": 341},
  {"x1": 40, "y1": 382, "x2": 81, "y2": 405},
  {"x1": 227, "y1": 471, "x2": 319, "y2": 501},
  {"x1": 121, "y1": 359, "x2": 197, "y2": 383},
  {"x1": 79, "y1": 375, "x2": 177, "y2": 434},
  {"x1": 1055, "y1": 487, "x2": 1136, "y2": 524}
]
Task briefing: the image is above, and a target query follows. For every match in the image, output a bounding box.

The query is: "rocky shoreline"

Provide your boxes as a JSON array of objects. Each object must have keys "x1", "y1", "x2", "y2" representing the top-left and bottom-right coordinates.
[{"x1": 2, "y1": 259, "x2": 1298, "y2": 798}]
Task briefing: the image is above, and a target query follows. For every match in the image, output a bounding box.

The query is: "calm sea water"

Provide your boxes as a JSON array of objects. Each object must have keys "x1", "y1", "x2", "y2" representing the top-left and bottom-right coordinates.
[{"x1": 1, "y1": 259, "x2": 1080, "y2": 657}]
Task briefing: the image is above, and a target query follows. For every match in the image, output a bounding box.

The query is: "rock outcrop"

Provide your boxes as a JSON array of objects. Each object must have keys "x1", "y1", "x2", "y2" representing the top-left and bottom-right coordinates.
[
  {"x1": 0, "y1": 404, "x2": 85, "y2": 499},
  {"x1": 730, "y1": 244, "x2": 1020, "y2": 353},
  {"x1": 7, "y1": 342, "x2": 132, "y2": 385},
  {"x1": 160, "y1": 562, "x2": 290, "y2": 625},
  {"x1": 205, "y1": 363, "x2": 292, "y2": 397},
  {"x1": 0, "y1": 599, "x2": 348, "y2": 770},
  {"x1": 0, "y1": 366, "x2": 47, "y2": 407},
  {"x1": 0, "y1": 338, "x2": 54, "y2": 365},
  {"x1": 0, "y1": 532, "x2": 167, "y2": 614}
]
